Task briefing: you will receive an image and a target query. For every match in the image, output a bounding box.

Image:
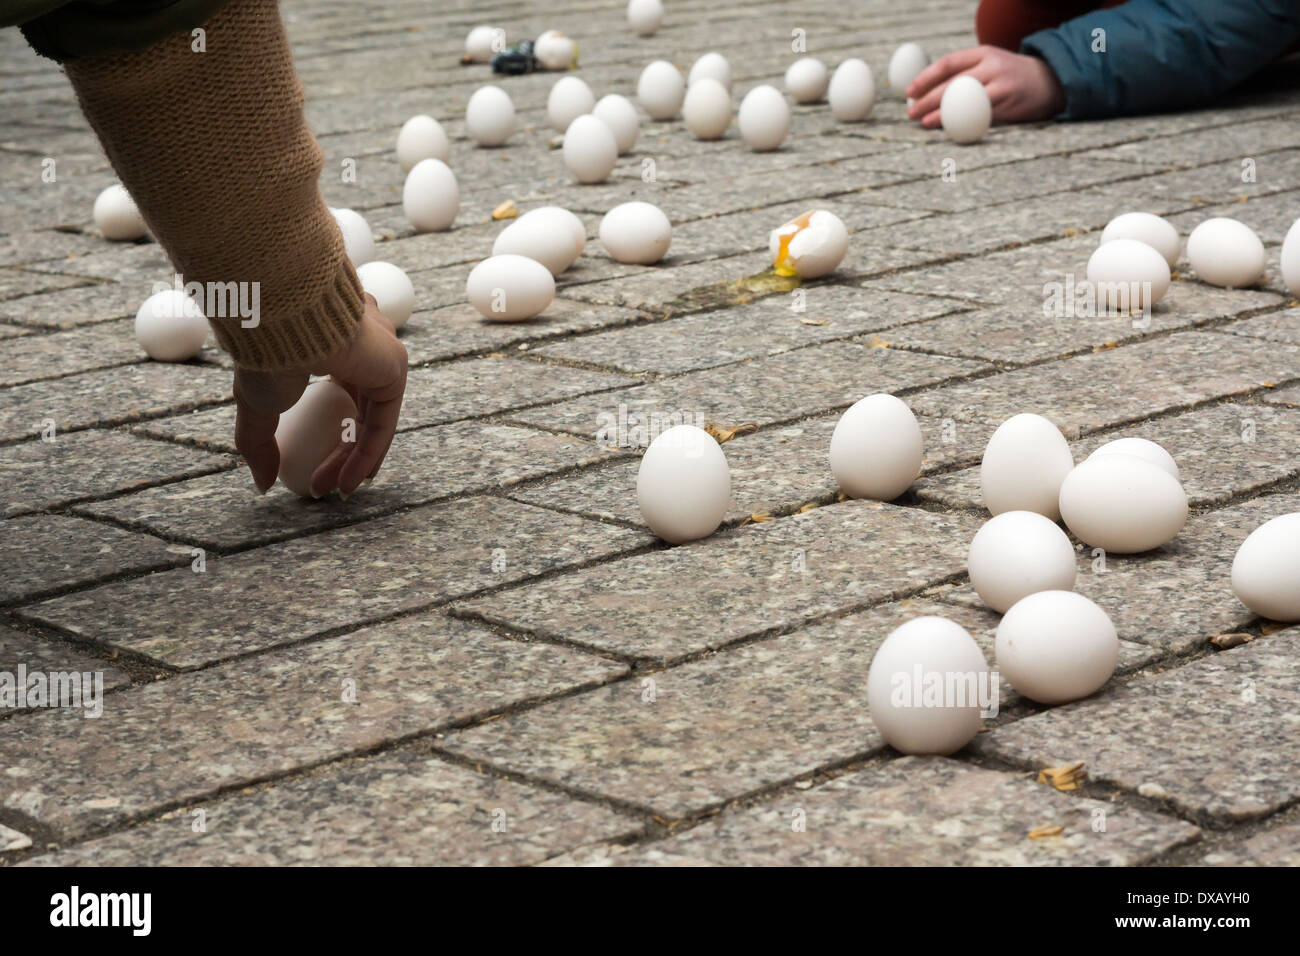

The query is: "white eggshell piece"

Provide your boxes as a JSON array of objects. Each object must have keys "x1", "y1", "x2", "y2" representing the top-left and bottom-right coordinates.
[
  {"x1": 769, "y1": 210, "x2": 849, "y2": 278},
  {"x1": 828, "y1": 58, "x2": 875, "y2": 121},
  {"x1": 637, "y1": 60, "x2": 686, "y2": 120},
  {"x1": 636, "y1": 424, "x2": 731, "y2": 543},
  {"x1": 1085, "y1": 237, "x2": 1171, "y2": 310},
  {"x1": 329, "y1": 207, "x2": 376, "y2": 267},
  {"x1": 967, "y1": 511, "x2": 1077, "y2": 613},
  {"x1": 829, "y1": 393, "x2": 923, "y2": 500},
  {"x1": 866, "y1": 617, "x2": 988, "y2": 755},
  {"x1": 1058, "y1": 453, "x2": 1188, "y2": 553},
  {"x1": 600, "y1": 201, "x2": 671, "y2": 264},
  {"x1": 1100, "y1": 212, "x2": 1180, "y2": 269},
  {"x1": 562, "y1": 114, "x2": 619, "y2": 183},
  {"x1": 275, "y1": 380, "x2": 358, "y2": 498},
  {"x1": 1186, "y1": 217, "x2": 1266, "y2": 288},
  {"x1": 626, "y1": 0, "x2": 663, "y2": 36},
  {"x1": 681, "y1": 77, "x2": 731, "y2": 139},
  {"x1": 134, "y1": 290, "x2": 209, "y2": 362},
  {"x1": 995, "y1": 591, "x2": 1118, "y2": 705},
  {"x1": 980, "y1": 413, "x2": 1074, "y2": 521},
  {"x1": 465, "y1": 85, "x2": 516, "y2": 146},
  {"x1": 784, "y1": 57, "x2": 829, "y2": 103},
  {"x1": 402, "y1": 158, "x2": 459, "y2": 232},
  {"x1": 593, "y1": 94, "x2": 640, "y2": 154},
  {"x1": 396, "y1": 115, "x2": 450, "y2": 173},
  {"x1": 356, "y1": 261, "x2": 415, "y2": 329},
  {"x1": 93, "y1": 184, "x2": 147, "y2": 241},
  {"x1": 688, "y1": 52, "x2": 731, "y2": 91},
  {"x1": 493, "y1": 212, "x2": 581, "y2": 276},
  {"x1": 547, "y1": 75, "x2": 596, "y2": 132},
  {"x1": 737, "y1": 85, "x2": 790, "y2": 151},
  {"x1": 940, "y1": 75, "x2": 991, "y2": 144},
  {"x1": 888, "y1": 43, "x2": 929, "y2": 93},
  {"x1": 1231, "y1": 513, "x2": 1300, "y2": 622},
  {"x1": 466, "y1": 254, "x2": 555, "y2": 321},
  {"x1": 1086, "y1": 437, "x2": 1179, "y2": 481}
]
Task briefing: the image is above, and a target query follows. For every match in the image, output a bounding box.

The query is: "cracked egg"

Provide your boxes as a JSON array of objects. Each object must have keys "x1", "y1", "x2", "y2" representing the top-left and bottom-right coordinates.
[{"x1": 769, "y1": 210, "x2": 848, "y2": 278}]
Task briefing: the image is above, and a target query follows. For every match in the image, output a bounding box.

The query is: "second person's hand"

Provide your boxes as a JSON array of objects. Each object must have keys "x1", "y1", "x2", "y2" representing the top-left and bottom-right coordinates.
[{"x1": 906, "y1": 46, "x2": 1066, "y2": 129}]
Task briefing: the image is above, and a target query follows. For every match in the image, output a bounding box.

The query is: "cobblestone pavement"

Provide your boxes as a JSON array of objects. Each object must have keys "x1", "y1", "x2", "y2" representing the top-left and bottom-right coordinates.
[{"x1": 3, "y1": 0, "x2": 1300, "y2": 866}]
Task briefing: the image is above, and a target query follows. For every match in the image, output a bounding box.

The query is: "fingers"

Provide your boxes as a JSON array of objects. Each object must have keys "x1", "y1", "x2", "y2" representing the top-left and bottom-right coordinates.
[
  {"x1": 337, "y1": 375, "x2": 403, "y2": 495},
  {"x1": 234, "y1": 399, "x2": 283, "y2": 494},
  {"x1": 906, "y1": 47, "x2": 984, "y2": 102}
]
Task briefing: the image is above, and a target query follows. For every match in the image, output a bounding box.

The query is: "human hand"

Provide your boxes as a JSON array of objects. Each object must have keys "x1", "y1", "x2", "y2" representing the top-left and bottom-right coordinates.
[
  {"x1": 906, "y1": 46, "x2": 1066, "y2": 128},
  {"x1": 233, "y1": 295, "x2": 408, "y2": 498}
]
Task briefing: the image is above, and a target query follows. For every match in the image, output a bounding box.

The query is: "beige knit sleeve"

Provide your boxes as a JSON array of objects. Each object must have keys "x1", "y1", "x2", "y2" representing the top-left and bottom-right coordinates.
[{"x1": 63, "y1": 0, "x2": 363, "y2": 371}]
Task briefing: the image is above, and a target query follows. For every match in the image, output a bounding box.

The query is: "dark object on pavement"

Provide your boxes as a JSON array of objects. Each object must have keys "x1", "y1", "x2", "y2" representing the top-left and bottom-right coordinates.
[{"x1": 492, "y1": 40, "x2": 538, "y2": 75}]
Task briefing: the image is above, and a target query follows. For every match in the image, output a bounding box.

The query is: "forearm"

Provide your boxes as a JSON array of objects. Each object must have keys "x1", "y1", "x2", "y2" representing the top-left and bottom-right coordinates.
[{"x1": 62, "y1": 0, "x2": 362, "y2": 369}]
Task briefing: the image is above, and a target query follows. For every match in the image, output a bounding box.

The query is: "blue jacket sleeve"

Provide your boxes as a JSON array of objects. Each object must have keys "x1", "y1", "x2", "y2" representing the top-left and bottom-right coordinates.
[{"x1": 1021, "y1": 0, "x2": 1300, "y2": 120}]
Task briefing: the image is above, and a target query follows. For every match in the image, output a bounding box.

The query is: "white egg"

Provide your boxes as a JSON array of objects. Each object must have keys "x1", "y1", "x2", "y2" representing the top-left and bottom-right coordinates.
[
  {"x1": 356, "y1": 260, "x2": 415, "y2": 329},
  {"x1": 1085, "y1": 237, "x2": 1171, "y2": 311},
  {"x1": 466, "y1": 254, "x2": 555, "y2": 321},
  {"x1": 329, "y1": 207, "x2": 376, "y2": 267},
  {"x1": 1186, "y1": 217, "x2": 1266, "y2": 288},
  {"x1": 1086, "y1": 437, "x2": 1179, "y2": 481},
  {"x1": 980, "y1": 413, "x2": 1074, "y2": 521},
  {"x1": 592, "y1": 94, "x2": 640, "y2": 154},
  {"x1": 547, "y1": 75, "x2": 596, "y2": 132},
  {"x1": 402, "y1": 158, "x2": 459, "y2": 232},
  {"x1": 275, "y1": 380, "x2": 358, "y2": 498},
  {"x1": 626, "y1": 0, "x2": 663, "y2": 36},
  {"x1": 828, "y1": 393, "x2": 923, "y2": 501},
  {"x1": 688, "y1": 51, "x2": 731, "y2": 91},
  {"x1": 769, "y1": 209, "x2": 849, "y2": 278},
  {"x1": 1058, "y1": 453, "x2": 1187, "y2": 553},
  {"x1": 600, "y1": 201, "x2": 671, "y2": 264},
  {"x1": 940, "y1": 75, "x2": 991, "y2": 144},
  {"x1": 681, "y1": 77, "x2": 731, "y2": 139},
  {"x1": 134, "y1": 290, "x2": 209, "y2": 361},
  {"x1": 562, "y1": 114, "x2": 619, "y2": 183},
  {"x1": 465, "y1": 26, "x2": 505, "y2": 63},
  {"x1": 995, "y1": 591, "x2": 1118, "y2": 705},
  {"x1": 465, "y1": 85, "x2": 516, "y2": 146},
  {"x1": 396, "y1": 114, "x2": 450, "y2": 173},
  {"x1": 1100, "y1": 212, "x2": 1180, "y2": 269},
  {"x1": 784, "y1": 57, "x2": 829, "y2": 104},
  {"x1": 636, "y1": 424, "x2": 731, "y2": 543},
  {"x1": 637, "y1": 60, "x2": 686, "y2": 120},
  {"x1": 522, "y1": 205, "x2": 586, "y2": 256},
  {"x1": 737, "y1": 85, "x2": 790, "y2": 151},
  {"x1": 1231, "y1": 512, "x2": 1300, "y2": 621},
  {"x1": 888, "y1": 42, "x2": 930, "y2": 93},
  {"x1": 1281, "y1": 217, "x2": 1300, "y2": 297},
  {"x1": 493, "y1": 213, "x2": 581, "y2": 276},
  {"x1": 967, "y1": 511, "x2": 1077, "y2": 613},
  {"x1": 93, "y1": 184, "x2": 147, "y2": 241},
  {"x1": 534, "y1": 30, "x2": 577, "y2": 71},
  {"x1": 866, "y1": 617, "x2": 988, "y2": 755},
  {"x1": 828, "y1": 58, "x2": 875, "y2": 121}
]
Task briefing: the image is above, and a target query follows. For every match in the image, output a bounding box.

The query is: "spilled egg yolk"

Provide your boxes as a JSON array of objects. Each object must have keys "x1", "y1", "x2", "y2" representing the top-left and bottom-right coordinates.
[{"x1": 772, "y1": 210, "x2": 815, "y2": 276}]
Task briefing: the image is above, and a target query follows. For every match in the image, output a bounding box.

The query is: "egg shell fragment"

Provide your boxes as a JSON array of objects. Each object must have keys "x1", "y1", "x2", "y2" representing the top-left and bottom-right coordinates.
[
  {"x1": 1231, "y1": 513, "x2": 1300, "y2": 622},
  {"x1": 995, "y1": 591, "x2": 1118, "y2": 705},
  {"x1": 275, "y1": 380, "x2": 358, "y2": 498},
  {"x1": 1058, "y1": 453, "x2": 1188, "y2": 553},
  {"x1": 769, "y1": 209, "x2": 849, "y2": 278},
  {"x1": 866, "y1": 617, "x2": 988, "y2": 755},
  {"x1": 967, "y1": 511, "x2": 1077, "y2": 613},
  {"x1": 828, "y1": 393, "x2": 923, "y2": 501},
  {"x1": 466, "y1": 254, "x2": 556, "y2": 321},
  {"x1": 636, "y1": 424, "x2": 731, "y2": 543},
  {"x1": 980, "y1": 413, "x2": 1074, "y2": 521}
]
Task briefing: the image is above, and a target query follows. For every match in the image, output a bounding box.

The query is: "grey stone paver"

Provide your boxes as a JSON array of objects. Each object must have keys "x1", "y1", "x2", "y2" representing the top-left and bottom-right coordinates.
[
  {"x1": 972, "y1": 629, "x2": 1300, "y2": 824},
  {"x1": 129, "y1": 403, "x2": 236, "y2": 451},
  {"x1": 0, "y1": 612, "x2": 626, "y2": 839},
  {"x1": 560, "y1": 757, "x2": 1199, "y2": 866},
  {"x1": 77, "y1": 423, "x2": 625, "y2": 550},
  {"x1": 24, "y1": 749, "x2": 641, "y2": 866},
  {"x1": 509, "y1": 339, "x2": 987, "y2": 447},
  {"x1": 1261, "y1": 382, "x2": 1300, "y2": 406},
  {"x1": 2, "y1": 428, "x2": 232, "y2": 516},
  {"x1": 1200, "y1": 819, "x2": 1300, "y2": 866},
  {"x1": 0, "y1": 622, "x2": 130, "y2": 694},
  {"x1": 907, "y1": 332, "x2": 1300, "y2": 437},
  {"x1": 0, "y1": 318, "x2": 147, "y2": 385},
  {"x1": 21, "y1": 496, "x2": 649, "y2": 668},
  {"x1": 0, "y1": 514, "x2": 188, "y2": 605},
  {"x1": 1080, "y1": 118, "x2": 1300, "y2": 168},
  {"x1": 455, "y1": 499, "x2": 978, "y2": 663},
  {"x1": 0, "y1": 363, "x2": 231, "y2": 442},
  {"x1": 1222, "y1": 309, "x2": 1300, "y2": 346},
  {"x1": 0, "y1": 281, "x2": 135, "y2": 329}
]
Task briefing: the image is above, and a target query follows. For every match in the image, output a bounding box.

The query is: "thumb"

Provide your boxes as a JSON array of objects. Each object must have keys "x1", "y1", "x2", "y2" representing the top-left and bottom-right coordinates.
[{"x1": 233, "y1": 368, "x2": 309, "y2": 494}]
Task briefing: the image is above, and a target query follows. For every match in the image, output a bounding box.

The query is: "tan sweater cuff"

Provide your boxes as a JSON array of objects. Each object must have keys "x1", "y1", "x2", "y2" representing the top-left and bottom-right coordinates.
[{"x1": 64, "y1": 0, "x2": 362, "y2": 371}]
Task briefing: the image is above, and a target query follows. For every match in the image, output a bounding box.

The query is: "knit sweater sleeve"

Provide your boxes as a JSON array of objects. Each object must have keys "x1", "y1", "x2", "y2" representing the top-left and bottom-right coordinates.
[{"x1": 62, "y1": 0, "x2": 364, "y2": 370}]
